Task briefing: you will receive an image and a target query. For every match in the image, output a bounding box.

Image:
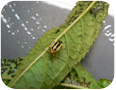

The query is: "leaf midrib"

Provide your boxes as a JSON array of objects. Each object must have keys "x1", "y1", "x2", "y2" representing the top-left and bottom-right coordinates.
[{"x1": 8, "y1": 1, "x2": 97, "y2": 87}]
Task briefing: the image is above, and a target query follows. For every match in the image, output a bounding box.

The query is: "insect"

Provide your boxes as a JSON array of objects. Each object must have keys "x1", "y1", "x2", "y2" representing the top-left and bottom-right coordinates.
[{"x1": 50, "y1": 41, "x2": 63, "y2": 54}]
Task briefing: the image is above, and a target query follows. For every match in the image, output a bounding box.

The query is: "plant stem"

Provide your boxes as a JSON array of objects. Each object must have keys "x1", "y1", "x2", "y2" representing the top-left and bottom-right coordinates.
[{"x1": 60, "y1": 83, "x2": 90, "y2": 89}]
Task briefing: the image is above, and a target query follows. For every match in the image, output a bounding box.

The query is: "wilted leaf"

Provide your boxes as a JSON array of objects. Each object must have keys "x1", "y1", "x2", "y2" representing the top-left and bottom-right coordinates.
[{"x1": 7, "y1": 1, "x2": 109, "y2": 89}]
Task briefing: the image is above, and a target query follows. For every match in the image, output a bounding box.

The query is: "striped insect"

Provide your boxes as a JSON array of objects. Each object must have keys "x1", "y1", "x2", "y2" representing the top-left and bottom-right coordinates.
[{"x1": 50, "y1": 41, "x2": 63, "y2": 54}]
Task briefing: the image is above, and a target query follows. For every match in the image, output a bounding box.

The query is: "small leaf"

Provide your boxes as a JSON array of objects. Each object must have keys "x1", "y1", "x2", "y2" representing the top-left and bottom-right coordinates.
[
  {"x1": 97, "y1": 79, "x2": 112, "y2": 88},
  {"x1": 75, "y1": 63, "x2": 100, "y2": 88},
  {"x1": 7, "y1": 1, "x2": 109, "y2": 89},
  {"x1": 65, "y1": 63, "x2": 112, "y2": 89}
]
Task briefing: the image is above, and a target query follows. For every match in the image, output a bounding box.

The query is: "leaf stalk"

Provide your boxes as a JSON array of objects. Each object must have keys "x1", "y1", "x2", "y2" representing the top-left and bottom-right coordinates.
[{"x1": 60, "y1": 83, "x2": 90, "y2": 89}]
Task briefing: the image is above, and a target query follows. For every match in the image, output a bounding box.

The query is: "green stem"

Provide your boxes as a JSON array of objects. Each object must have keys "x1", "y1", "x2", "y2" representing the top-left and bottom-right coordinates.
[{"x1": 60, "y1": 83, "x2": 90, "y2": 89}]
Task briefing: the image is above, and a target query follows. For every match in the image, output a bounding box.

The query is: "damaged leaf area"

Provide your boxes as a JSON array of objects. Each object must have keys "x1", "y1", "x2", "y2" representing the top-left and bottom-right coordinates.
[
  {"x1": 61, "y1": 63, "x2": 112, "y2": 89},
  {"x1": 1, "y1": 58, "x2": 24, "y2": 79},
  {"x1": 1, "y1": 1, "x2": 109, "y2": 89}
]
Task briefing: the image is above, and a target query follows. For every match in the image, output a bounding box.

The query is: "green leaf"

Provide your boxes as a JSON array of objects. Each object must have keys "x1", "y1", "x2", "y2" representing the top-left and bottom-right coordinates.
[
  {"x1": 2, "y1": 79, "x2": 11, "y2": 86},
  {"x1": 7, "y1": 1, "x2": 109, "y2": 89},
  {"x1": 1, "y1": 58, "x2": 24, "y2": 80},
  {"x1": 75, "y1": 63, "x2": 100, "y2": 88},
  {"x1": 97, "y1": 79, "x2": 112, "y2": 88},
  {"x1": 63, "y1": 63, "x2": 112, "y2": 89}
]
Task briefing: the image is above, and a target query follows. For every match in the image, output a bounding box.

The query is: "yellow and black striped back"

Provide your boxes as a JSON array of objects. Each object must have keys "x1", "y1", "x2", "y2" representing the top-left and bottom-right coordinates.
[{"x1": 50, "y1": 41, "x2": 63, "y2": 54}]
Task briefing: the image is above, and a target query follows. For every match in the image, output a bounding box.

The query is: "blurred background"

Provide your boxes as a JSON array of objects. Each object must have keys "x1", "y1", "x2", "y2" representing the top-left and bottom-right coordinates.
[{"x1": 1, "y1": 1, "x2": 114, "y2": 81}]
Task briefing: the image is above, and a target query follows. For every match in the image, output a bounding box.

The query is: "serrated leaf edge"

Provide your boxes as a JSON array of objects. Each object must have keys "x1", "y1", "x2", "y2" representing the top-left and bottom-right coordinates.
[{"x1": 8, "y1": 1, "x2": 97, "y2": 87}]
